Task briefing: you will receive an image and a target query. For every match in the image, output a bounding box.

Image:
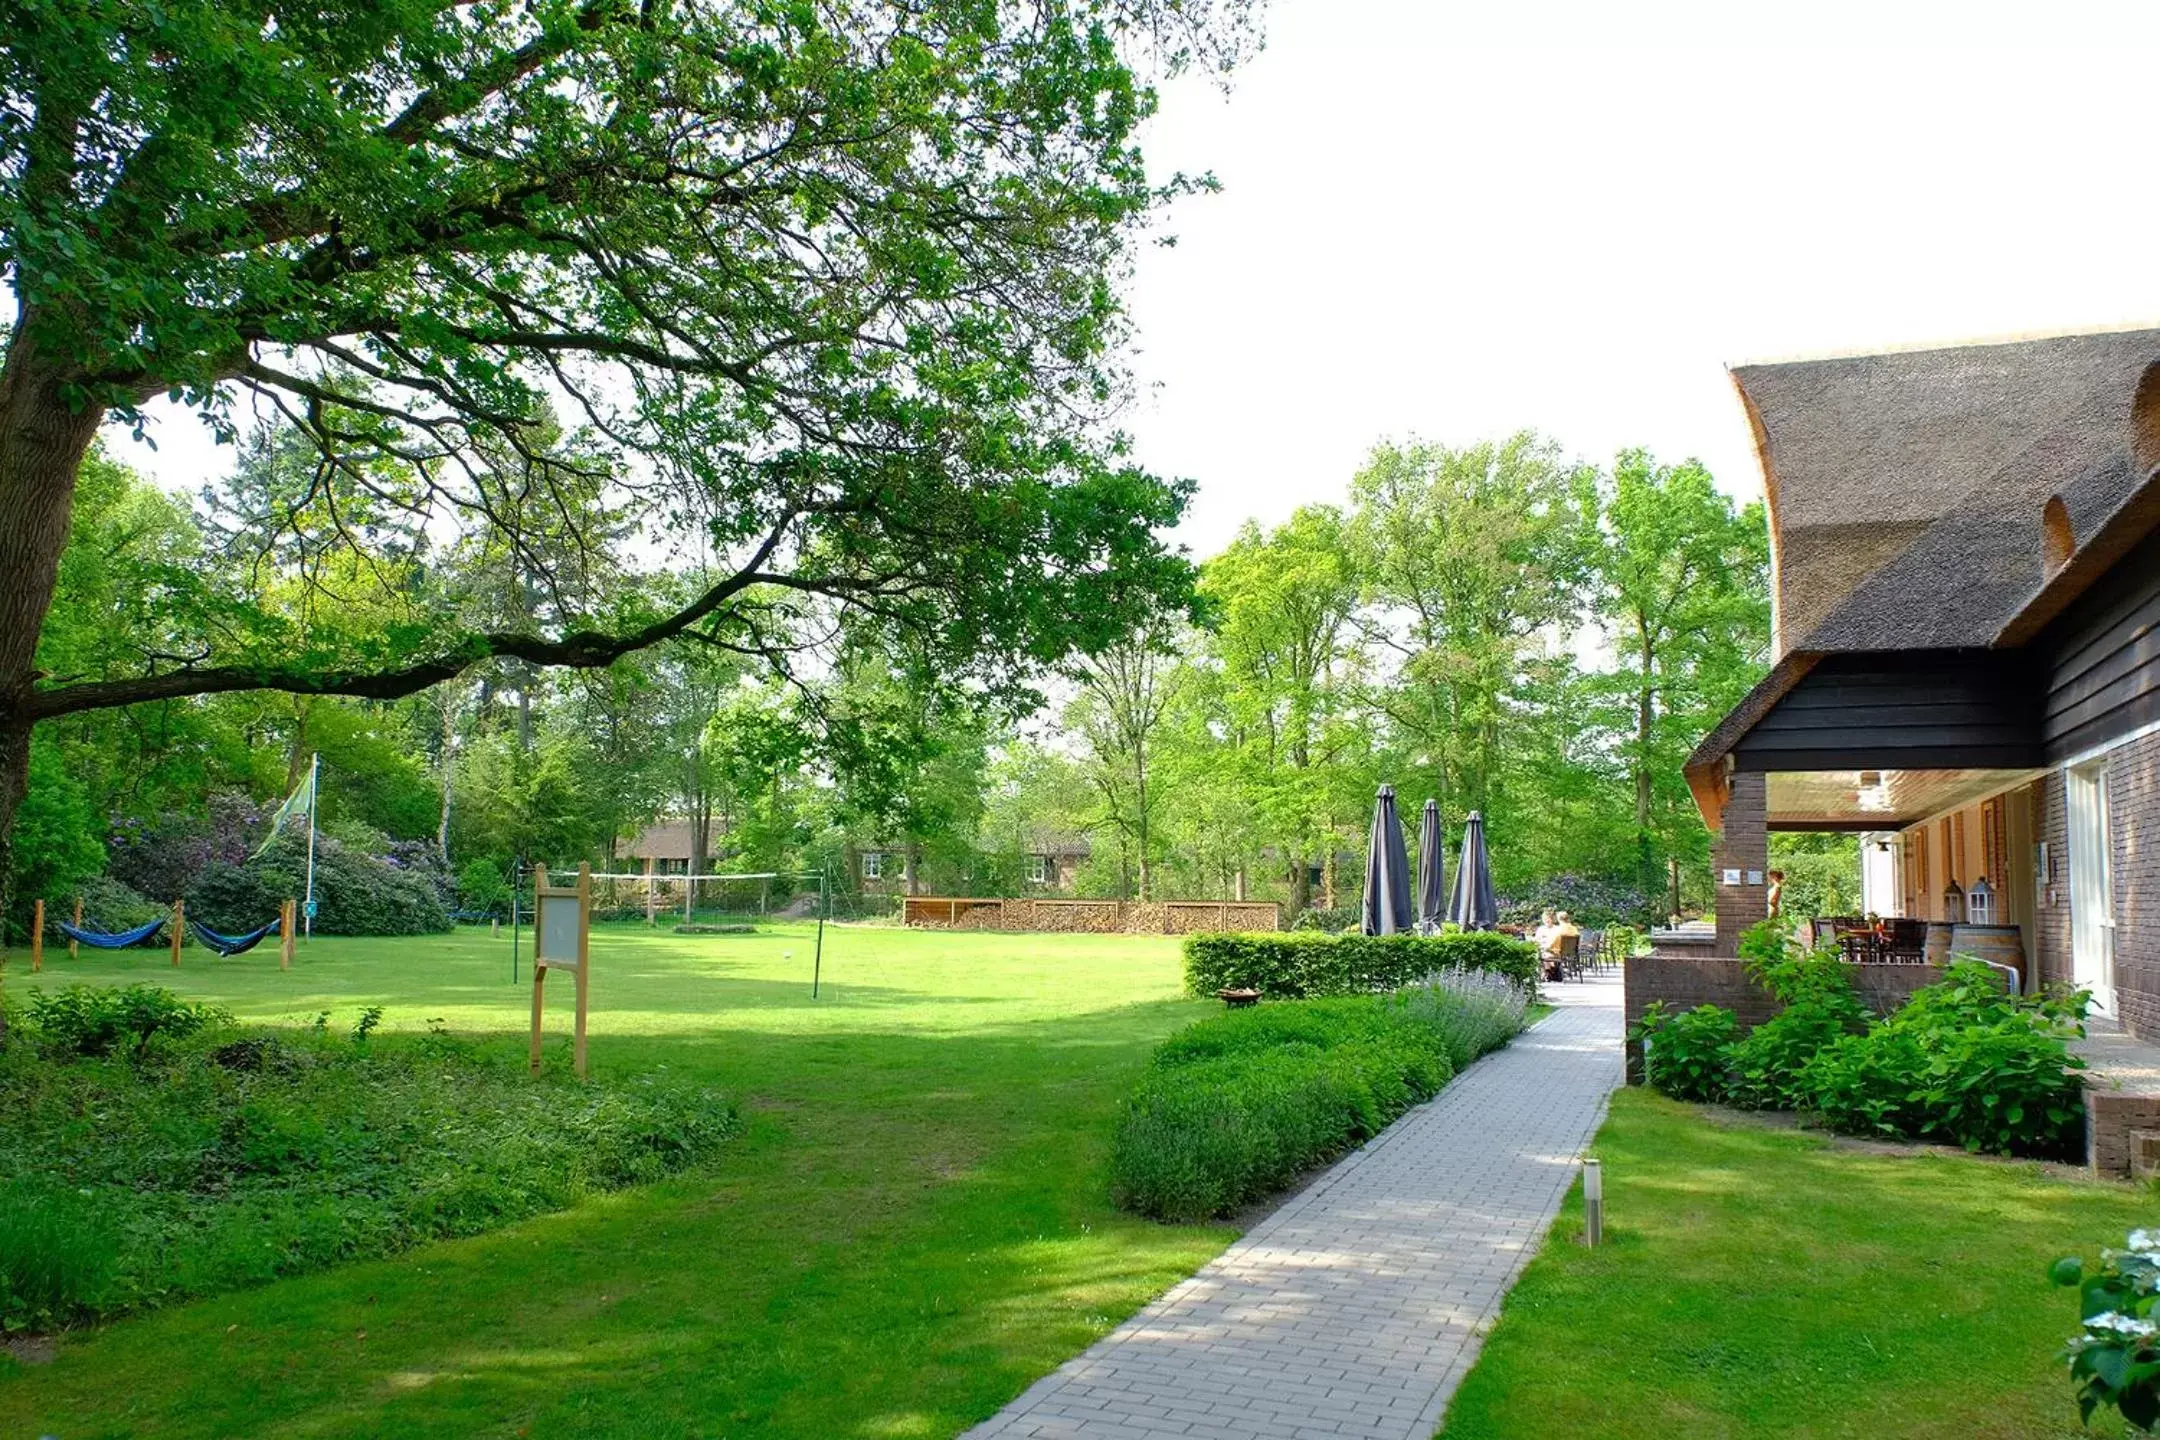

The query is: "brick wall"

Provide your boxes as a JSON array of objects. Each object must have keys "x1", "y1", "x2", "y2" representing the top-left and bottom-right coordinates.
[
  {"x1": 1622, "y1": 953, "x2": 1942, "y2": 1082},
  {"x1": 2032, "y1": 773, "x2": 2072, "y2": 990},
  {"x1": 1713, "y1": 771, "x2": 1769, "y2": 956},
  {"x1": 2111, "y1": 731, "x2": 2160, "y2": 1037}
]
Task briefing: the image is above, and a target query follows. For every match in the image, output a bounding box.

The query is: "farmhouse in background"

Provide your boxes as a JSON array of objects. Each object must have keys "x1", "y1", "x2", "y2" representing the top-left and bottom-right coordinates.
[{"x1": 1682, "y1": 327, "x2": 2160, "y2": 1035}]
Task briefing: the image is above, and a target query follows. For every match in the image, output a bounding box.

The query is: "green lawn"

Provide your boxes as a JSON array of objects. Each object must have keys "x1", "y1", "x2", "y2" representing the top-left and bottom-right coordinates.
[
  {"x1": 0, "y1": 922, "x2": 1226, "y2": 1439},
  {"x1": 1439, "y1": 1087, "x2": 2156, "y2": 1440}
]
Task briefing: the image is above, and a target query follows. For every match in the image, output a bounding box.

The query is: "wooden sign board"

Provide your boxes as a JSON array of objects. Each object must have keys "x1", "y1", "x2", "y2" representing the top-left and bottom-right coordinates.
[{"x1": 529, "y1": 863, "x2": 593, "y2": 1080}]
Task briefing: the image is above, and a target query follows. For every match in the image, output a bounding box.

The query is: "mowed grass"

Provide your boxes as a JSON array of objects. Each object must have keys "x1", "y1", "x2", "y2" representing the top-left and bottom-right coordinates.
[
  {"x1": 0, "y1": 922, "x2": 1226, "y2": 1439},
  {"x1": 1438, "y1": 1087, "x2": 2156, "y2": 1440}
]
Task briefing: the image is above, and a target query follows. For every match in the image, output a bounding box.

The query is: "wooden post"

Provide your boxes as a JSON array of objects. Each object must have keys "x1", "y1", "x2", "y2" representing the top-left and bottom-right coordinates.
[
  {"x1": 171, "y1": 899, "x2": 183, "y2": 967},
  {"x1": 31, "y1": 899, "x2": 42, "y2": 972},
  {"x1": 645, "y1": 855, "x2": 656, "y2": 925},
  {"x1": 70, "y1": 896, "x2": 81, "y2": 959},
  {"x1": 280, "y1": 899, "x2": 295, "y2": 970}
]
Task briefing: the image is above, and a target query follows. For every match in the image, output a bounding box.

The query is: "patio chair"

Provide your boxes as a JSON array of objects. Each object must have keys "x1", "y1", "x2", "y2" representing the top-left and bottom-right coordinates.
[
  {"x1": 1577, "y1": 928, "x2": 1604, "y2": 979},
  {"x1": 1547, "y1": 931, "x2": 1580, "y2": 983}
]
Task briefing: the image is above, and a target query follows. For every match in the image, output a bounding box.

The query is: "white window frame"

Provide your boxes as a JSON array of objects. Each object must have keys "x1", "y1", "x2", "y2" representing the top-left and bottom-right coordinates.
[
  {"x1": 1027, "y1": 854, "x2": 1050, "y2": 885},
  {"x1": 862, "y1": 851, "x2": 884, "y2": 881},
  {"x1": 2068, "y1": 759, "x2": 2117, "y2": 1016}
]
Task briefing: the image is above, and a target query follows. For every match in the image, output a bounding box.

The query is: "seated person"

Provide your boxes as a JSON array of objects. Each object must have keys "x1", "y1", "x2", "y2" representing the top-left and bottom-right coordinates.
[
  {"x1": 1531, "y1": 908, "x2": 1560, "y2": 958},
  {"x1": 1544, "y1": 910, "x2": 1582, "y2": 979}
]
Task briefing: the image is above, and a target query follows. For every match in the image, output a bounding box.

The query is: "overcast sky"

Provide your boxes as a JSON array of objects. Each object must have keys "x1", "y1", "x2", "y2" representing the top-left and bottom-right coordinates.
[{"x1": 106, "y1": 0, "x2": 2160, "y2": 560}]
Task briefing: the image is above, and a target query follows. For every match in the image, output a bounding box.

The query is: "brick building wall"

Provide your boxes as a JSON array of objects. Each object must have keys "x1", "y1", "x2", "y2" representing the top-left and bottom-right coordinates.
[
  {"x1": 1622, "y1": 954, "x2": 1940, "y2": 1082},
  {"x1": 2110, "y1": 730, "x2": 2160, "y2": 1037},
  {"x1": 2032, "y1": 773, "x2": 2071, "y2": 990},
  {"x1": 1713, "y1": 771, "x2": 1769, "y2": 956}
]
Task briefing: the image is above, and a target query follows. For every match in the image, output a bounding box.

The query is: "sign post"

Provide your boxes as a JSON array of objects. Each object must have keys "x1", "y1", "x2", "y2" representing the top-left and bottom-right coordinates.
[{"x1": 528, "y1": 863, "x2": 593, "y2": 1080}]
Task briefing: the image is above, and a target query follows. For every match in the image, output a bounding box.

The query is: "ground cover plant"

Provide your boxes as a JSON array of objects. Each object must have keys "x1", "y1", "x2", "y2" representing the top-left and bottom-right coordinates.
[
  {"x1": 1112, "y1": 967, "x2": 1528, "y2": 1221},
  {"x1": 1438, "y1": 1087, "x2": 2159, "y2": 1439},
  {"x1": 1632, "y1": 933, "x2": 2088, "y2": 1158},
  {"x1": 0, "y1": 985, "x2": 736, "y2": 1332},
  {"x1": 0, "y1": 924, "x2": 1226, "y2": 1439},
  {"x1": 1183, "y1": 930, "x2": 1539, "y2": 1000}
]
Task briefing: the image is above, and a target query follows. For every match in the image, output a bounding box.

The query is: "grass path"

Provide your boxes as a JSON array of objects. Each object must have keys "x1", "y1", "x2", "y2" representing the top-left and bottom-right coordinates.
[
  {"x1": 0, "y1": 923, "x2": 1227, "y2": 1438},
  {"x1": 1437, "y1": 1087, "x2": 2153, "y2": 1439}
]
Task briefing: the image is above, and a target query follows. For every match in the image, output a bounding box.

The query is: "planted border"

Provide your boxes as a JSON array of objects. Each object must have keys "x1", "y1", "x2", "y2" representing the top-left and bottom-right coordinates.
[{"x1": 1183, "y1": 930, "x2": 1538, "y2": 1000}]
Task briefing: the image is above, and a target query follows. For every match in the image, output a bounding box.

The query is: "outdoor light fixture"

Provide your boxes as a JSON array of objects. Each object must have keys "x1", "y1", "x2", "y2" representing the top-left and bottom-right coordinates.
[
  {"x1": 1942, "y1": 878, "x2": 1967, "y2": 925},
  {"x1": 1583, "y1": 1159, "x2": 1604, "y2": 1247},
  {"x1": 1967, "y1": 876, "x2": 1994, "y2": 926}
]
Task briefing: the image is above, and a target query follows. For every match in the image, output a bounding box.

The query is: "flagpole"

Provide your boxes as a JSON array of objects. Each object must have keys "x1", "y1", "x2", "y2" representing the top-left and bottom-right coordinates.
[{"x1": 303, "y1": 752, "x2": 319, "y2": 941}]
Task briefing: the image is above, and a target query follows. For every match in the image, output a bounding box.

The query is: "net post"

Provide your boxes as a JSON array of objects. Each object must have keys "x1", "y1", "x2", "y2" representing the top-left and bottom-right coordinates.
[
  {"x1": 813, "y1": 864, "x2": 828, "y2": 998},
  {"x1": 645, "y1": 855, "x2": 656, "y2": 926},
  {"x1": 573, "y1": 863, "x2": 592, "y2": 1081},
  {"x1": 31, "y1": 899, "x2": 42, "y2": 972}
]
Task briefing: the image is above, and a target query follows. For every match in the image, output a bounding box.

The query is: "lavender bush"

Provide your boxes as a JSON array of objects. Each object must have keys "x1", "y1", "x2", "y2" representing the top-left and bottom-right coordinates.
[{"x1": 1398, "y1": 965, "x2": 1531, "y2": 1071}]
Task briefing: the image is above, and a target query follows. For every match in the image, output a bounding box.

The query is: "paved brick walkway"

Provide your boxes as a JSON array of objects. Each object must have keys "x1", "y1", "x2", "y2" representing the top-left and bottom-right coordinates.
[{"x1": 965, "y1": 978, "x2": 1623, "y2": 1440}]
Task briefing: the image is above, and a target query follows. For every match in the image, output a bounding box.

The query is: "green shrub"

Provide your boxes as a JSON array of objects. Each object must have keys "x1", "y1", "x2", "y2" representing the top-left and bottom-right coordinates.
[
  {"x1": 1630, "y1": 1002, "x2": 1737, "y2": 1103},
  {"x1": 0, "y1": 1177, "x2": 118, "y2": 1331},
  {"x1": 0, "y1": 1019, "x2": 739, "y2": 1325},
  {"x1": 1183, "y1": 930, "x2": 1538, "y2": 1000},
  {"x1": 1724, "y1": 954, "x2": 1867, "y2": 1110},
  {"x1": 25, "y1": 984, "x2": 229, "y2": 1060},
  {"x1": 217, "y1": 833, "x2": 451, "y2": 936},
  {"x1": 1801, "y1": 962, "x2": 2087, "y2": 1157},
  {"x1": 64, "y1": 874, "x2": 180, "y2": 945},
  {"x1": 1111, "y1": 979, "x2": 1527, "y2": 1223}
]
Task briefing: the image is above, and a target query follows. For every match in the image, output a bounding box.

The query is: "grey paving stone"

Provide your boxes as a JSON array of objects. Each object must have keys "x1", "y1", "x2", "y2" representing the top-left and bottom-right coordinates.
[{"x1": 964, "y1": 978, "x2": 1623, "y2": 1440}]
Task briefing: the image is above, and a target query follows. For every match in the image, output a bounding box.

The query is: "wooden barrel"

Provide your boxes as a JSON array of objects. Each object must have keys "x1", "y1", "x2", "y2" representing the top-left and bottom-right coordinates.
[
  {"x1": 1923, "y1": 922, "x2": 1955, "y2": 967},
  {"x1": 1949, "y1": 923, "x2": 2027, "y2": 991}
]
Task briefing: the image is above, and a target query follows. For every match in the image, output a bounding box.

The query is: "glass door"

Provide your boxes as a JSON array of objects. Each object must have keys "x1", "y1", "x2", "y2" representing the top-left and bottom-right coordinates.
[{"x1": 2068, "y1": 761, "x2": 2117, "y2": 1015}]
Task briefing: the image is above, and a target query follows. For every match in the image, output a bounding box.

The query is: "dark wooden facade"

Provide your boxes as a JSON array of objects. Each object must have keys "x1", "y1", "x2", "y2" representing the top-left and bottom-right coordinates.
[
  {"x1": 2038, "y1": 526, "x2": 2160, "y2": 761},
  {"x1": 1729, "y1": 651, "x2": 2044, "y2": 774}
]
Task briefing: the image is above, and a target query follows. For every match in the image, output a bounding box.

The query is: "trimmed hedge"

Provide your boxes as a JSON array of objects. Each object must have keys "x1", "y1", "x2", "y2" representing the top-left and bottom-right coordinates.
[
  {"x1": 1110, "y1": 997, "x2": 1455, "y2": 1221},
  {"x1": 1109, "y1": 977, "x2": 1529, "y2": 1222},
  {"x1": 1183, "y1": 930, "x2": 1538, "y2": 1000}
]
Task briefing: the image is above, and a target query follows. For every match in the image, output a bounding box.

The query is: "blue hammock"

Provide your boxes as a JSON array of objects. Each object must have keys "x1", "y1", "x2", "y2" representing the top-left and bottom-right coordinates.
[
  {"x1": 190, "y1": 916, "x2": 280, "y2": 957},
  {"x1": 58, "y1": 916, "x2": 168, "y2": 949}
]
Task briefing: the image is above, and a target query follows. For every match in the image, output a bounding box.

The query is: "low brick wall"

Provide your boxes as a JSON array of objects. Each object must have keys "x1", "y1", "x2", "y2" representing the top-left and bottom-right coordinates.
[
  {"x1": 901, "y1": 897, "x2": 1279, "y2": 934},
  {"x1": 1622, "y1": 953, "x2": 1941, "y2": 1082}
]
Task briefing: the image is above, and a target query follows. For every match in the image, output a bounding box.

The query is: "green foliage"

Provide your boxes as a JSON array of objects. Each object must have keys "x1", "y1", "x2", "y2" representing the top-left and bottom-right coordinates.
[
  {"x1": 1112, "y1": 987, "x2": 1526, "y2": 1222},
  {"x1": 67, "y1": 874, "x2": 175, "y2": 943},
  {"x1": 2054, "y1": 1231, "x2": 2160, "y2": 1432},
  {"x1": 1723, "y1": 991, "x2": 1864, "y2": 1111},
  {"x1": 1182, "y1": 930, "x2": 1539, "y2": 999},
  {"x1": 24, "y1": 985, "x2": 228, "y2": 1061},
  {"x1": 1630, "y1": 1002, "x2": 1739, "y2": 1102},
  {"x1": 0, "y1": 1177, "x2": 119, "y2": 1334},
  {"x1": 1803, "y1": 963, "x2": 2088, "y2": 1157},
  {"x1": 0, "y1": 1013, "x2": 739, "y2": 1329},
  {"x1": 193, "y1": 834, "x2": 449, "y2": 937},
  {"x1": 455, "y1": 859, "x2": 512, "y2": 914}
]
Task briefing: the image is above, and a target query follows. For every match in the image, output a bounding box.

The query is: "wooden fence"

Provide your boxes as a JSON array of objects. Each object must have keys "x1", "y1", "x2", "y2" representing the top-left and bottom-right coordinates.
[{"x1": 900, "y1": 897, "x2": 1280, "y2": 934}]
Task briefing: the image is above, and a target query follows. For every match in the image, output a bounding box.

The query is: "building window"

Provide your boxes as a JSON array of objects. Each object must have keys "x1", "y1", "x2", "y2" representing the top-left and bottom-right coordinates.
[
  {"x1": 1027, "y1": 854, "x2": 1050, "y2": 885},
  {"x1": 862, "y1": 851, "x2": 884, "y2": 881}
]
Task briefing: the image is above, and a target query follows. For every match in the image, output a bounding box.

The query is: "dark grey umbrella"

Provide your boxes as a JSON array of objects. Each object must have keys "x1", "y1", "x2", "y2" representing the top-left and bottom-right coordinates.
[
  {"x1": 1447, "y1": 809, "x2": 1498, "y2": 930},
  {"x1": 1416, "y1": 799, "x2": 1447, "y2": 933},
  {"x1": 1361, "y1": 784, "x2": 1413, "y2": 936}
]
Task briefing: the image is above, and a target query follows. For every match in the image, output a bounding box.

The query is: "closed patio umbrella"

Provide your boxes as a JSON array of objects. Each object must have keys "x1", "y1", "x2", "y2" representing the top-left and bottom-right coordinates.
[
  {"x1": 1416, "y1": 799, "x2": 1447, "y2": 934},
  {"x1": 1361, "y1": 784, "x2": 1413, "y2": 936},
  {"x1": 1447, "y1": 809, "x2": 1498, "y2": 931}
]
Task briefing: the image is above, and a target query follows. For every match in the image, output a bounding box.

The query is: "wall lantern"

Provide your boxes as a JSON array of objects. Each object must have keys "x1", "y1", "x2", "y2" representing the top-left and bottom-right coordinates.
[
  {"x1": 1966, "y1": 875, "x2": 1994, "y2": 926},
  {"x1": 1942, "y1": 877, "x2": 1967, "y2": 925}
]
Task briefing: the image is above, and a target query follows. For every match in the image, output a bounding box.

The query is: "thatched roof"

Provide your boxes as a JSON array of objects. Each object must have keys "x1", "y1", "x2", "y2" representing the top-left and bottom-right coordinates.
[{"x1": 1735, "y1": 326, "x2": 2160, "y2": 657}]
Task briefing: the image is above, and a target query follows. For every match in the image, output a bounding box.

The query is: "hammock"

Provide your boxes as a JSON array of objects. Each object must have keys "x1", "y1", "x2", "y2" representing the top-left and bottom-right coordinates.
[
  {"x1": 57, "y1": 916, "x2": 168, "y2": 949},
  {"x1": 190, "y1": 916, "x2": 281, "y2": 957}
]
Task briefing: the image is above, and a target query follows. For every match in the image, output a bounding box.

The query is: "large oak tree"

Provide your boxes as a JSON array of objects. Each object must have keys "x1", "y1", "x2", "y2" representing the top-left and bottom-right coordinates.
[{"x1": 0, "y1": 0, "x2": 1255, "y2": 885}]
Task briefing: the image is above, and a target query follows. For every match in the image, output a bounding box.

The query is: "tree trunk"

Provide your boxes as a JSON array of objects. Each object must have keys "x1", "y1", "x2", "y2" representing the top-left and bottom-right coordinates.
[
  {"x1": 1288, "y1": 856, "x2": 1310, "y2": 920},
  {"x1": 0, "y1": 320, "x2": 106, "y2": 920}
]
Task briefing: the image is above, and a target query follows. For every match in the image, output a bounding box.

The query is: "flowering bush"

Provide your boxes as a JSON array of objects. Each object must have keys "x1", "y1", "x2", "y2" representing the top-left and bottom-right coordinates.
[{"x1": 2054, "y1": 1230, "x2": 2160, "y2": 1432}]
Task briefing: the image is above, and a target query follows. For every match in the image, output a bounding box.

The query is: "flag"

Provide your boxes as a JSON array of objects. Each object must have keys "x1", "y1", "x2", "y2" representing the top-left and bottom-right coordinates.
[{"x1": 254, "y1": 767, "x2": 316, "y2": 857}]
